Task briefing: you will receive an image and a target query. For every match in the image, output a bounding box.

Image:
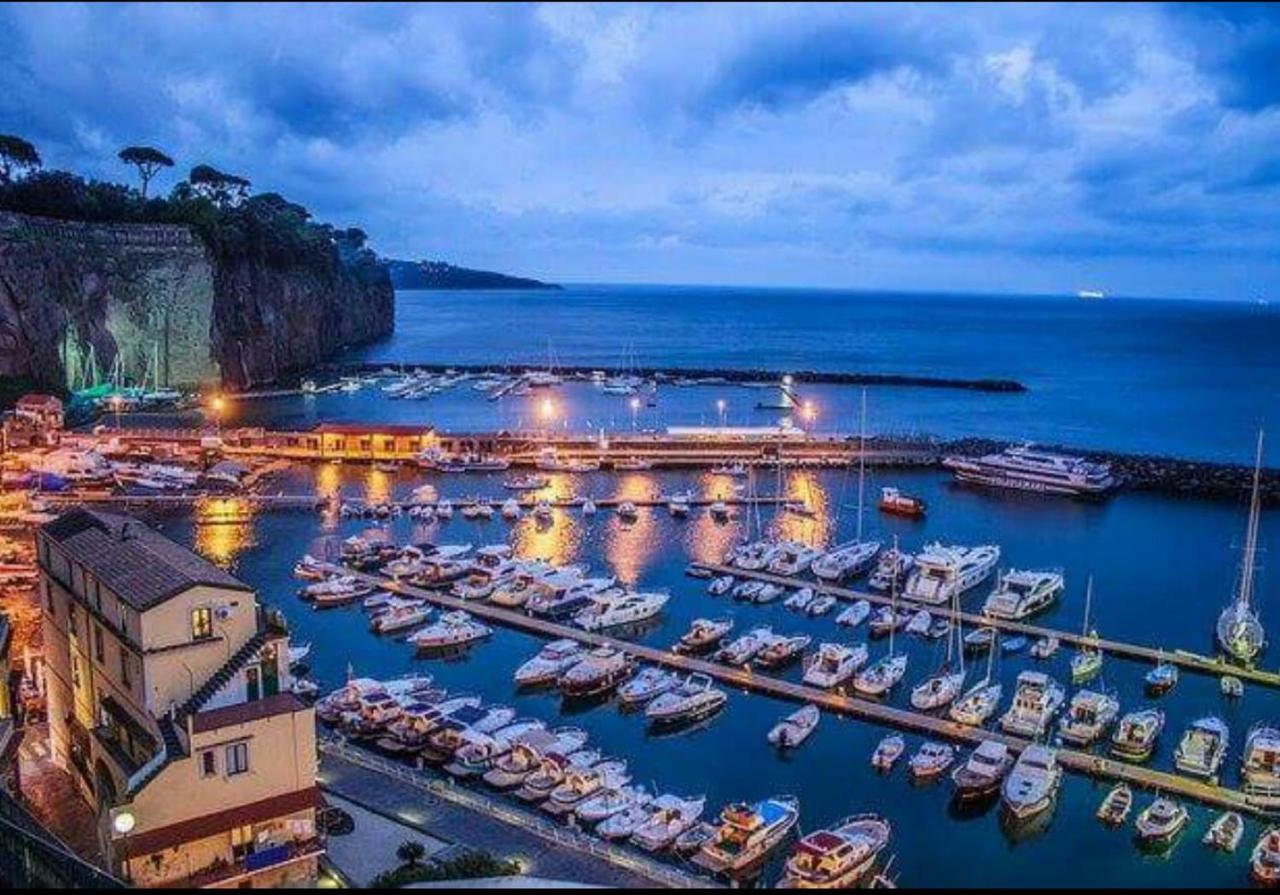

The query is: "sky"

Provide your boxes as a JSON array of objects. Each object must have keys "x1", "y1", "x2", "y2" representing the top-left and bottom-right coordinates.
[{"x1": 1, "y1": 2, "x2": 1279, "y2": 301}]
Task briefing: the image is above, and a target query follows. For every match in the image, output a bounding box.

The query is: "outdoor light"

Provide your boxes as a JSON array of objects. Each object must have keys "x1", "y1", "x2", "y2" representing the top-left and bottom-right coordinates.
[
  {"x1": 540, "y1": 397, "x2": 555, "y2": 419},
  {"x1": 803, "y1": 401, "x2": 817, "y2": 422},
  {"x1": 112, "y1": 810, "x2": 136, "y2": 836},
  {"x1": 629, "y1": 397, "x2": 641, "y2": 411}
]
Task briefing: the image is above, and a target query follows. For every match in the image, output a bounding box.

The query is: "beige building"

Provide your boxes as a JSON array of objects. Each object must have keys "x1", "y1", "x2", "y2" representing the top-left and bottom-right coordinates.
[{"x1": 37, "y1": 507, "x2": 322, "y2": 887}]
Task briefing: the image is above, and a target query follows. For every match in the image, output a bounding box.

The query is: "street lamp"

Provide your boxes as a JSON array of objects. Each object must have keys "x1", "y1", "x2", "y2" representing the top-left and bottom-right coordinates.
[
  {"x1": 801, "y1": 400, "x2": 817, "y2": 426},
  {"x1": 628, "y1": 396, "x2": 641, "y2": 431},
  {"x1": 716, "y1": 399, "x2": 727, "y2": 429},
  {"x1": 211, "y1": 395, "x2": 225, "y2": 434},
  {"x1": 111, "y1": 395, "x2": 123, "y2": 431}
]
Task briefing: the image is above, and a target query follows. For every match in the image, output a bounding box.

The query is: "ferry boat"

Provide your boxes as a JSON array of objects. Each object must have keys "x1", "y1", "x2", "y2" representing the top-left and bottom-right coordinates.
[
  {"x1": 645, "y1": 674, "x2": 728, "y2": 728},
  {"x1": 631, "y1": 794, "x2": 707, "y2": 852},
  {"x1": 514, "y1": 639, "x2": 585, "y2": 688},
  {"x1": 902, "y1": 543, "x2": 1001, "y2": 605},
  {"x1": 1110, "y1": 708, "x2": 1165, "y2": 763},
  {"x1": 908, "y1": 741, "x2": 956, "y2": 781},
  {"x1": 1001, "y1": 745, "x2": 1061, "y2": 822},
  {"x1": 942, "y1": 444, "x2": 1116, "y2": 497},
  {"x1": 1057, "y1": 690, "x2": 1120, "y2": 746},
  {"x1": 803, "y1": 643, "x2": 868, "y2": 689},
  {"x1": 878, "y1": 487, "x2": 926, "y2": 518},
  {"x1": 950, "y1": 740, "x2": 1013, "y2": 801},
  {"x1": 779, "y1": 814, "x2": 891, "y2": 889},
  {"x1": 982, "y1": 569, "x2": 1064, "y2": 620},
  {"x1": 1203, "y1": 811, "x2": 1245, "y2": 853},
  {"x1": 573, "y1": 590, "x2": 669, "y2": 632},
  {"x1": 768, "y1": 705, "x2": 820, "y2": 749},
  {"x1": 617, "y1": 667, "x2": 680, "y2": 708},
  {"x1": 409, "y1": 611, "x2": 492, "y2": 651},
  {"x1": 1173, "y1": 716, "x2": 1230, "y2": 779},
  {"x1": 1217, "y1": 430, "x2": 1267, "y2": 664},
  {"x1": 1253, "y1": 828, "x2": 1280, "y2": 884},
  {"x1": 694, "y1": 796, "x2": 801, "y2": 875},
  {"x1": 1135, "y1": 797, "x2": 1188, "y2": 845},
  {"x1": 999, "y1": 671, "x2": 1065, "y2": 738},
  {"x1": 676, "y1": 617, "x2": 734, "y2": 654},
  {"x1": 1241, "y1": 725, "x2": 1280, "y2": 803},
  {"x1": 812, "y1": 540, "x2": 882, "y2": 582},
  {"x1": 558, "y1": 647, "x2": 635, "y2": 698},
  {"x1": 756, "y1": 634, "x2": 812, "y2": 670},
  {"x1": 1096, "y1": 783, "x2": 1132, "y2": 826},
  {"x1": 868, "y1": 547, "x2": 913, "y2": 592}
]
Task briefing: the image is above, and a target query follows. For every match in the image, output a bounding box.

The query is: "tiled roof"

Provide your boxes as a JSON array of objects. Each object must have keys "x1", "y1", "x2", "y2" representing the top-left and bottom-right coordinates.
[
  {"x1": 191, "y1": 693, "x2": 307, "y2": 734},
  {"x1": 121, "y1": 786, "x2": 321, "y2": 857},
  {"x1": 41, "y1": 508, "x2": 251, "y2": 611}
]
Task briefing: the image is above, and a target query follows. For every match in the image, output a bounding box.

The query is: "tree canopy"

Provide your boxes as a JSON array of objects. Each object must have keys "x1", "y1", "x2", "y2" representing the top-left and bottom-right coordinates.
[
  {"x1": 118, "y1": 145, "x2": 174, "y2": 199},
  {"x1": 0, "y1": 134, "x2": 41, "y2": 183},
  {"x1": 189, "y1": 164, "x2": 251, "y2": 206}
]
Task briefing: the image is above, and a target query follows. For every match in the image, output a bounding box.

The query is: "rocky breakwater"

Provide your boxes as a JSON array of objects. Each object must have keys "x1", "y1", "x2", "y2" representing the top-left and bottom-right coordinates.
[
  {"x1": 941, "y1": 437, "x2": 1280, "y2": 505},
  {"x1": 0, "y1": 210, "x2": 393, "y2": 392}
]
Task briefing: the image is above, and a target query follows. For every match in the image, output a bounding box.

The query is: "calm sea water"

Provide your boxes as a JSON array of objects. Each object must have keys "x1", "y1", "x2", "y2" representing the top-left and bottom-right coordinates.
[
  {"x1": 163, "y1": 287, "x2": 1280, "y2": 886},
  {"x1": 336, "y1": 286, "x2": 1280, "y2": 464}
]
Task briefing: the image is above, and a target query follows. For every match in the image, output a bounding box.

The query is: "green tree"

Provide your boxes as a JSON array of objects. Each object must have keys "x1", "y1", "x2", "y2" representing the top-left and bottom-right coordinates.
[
  {"x1": 395, "y1": 840, "x2": 427, "y2": 869},
  {"x1": 0, "y1": 134, "x2": 41, "y2": 183},
  {"x1": 118, "y1": 146, "x2": 174, "y2": 199},
  {"x1": 189, "y1": 164, "x2": 251, "y2": 206}
]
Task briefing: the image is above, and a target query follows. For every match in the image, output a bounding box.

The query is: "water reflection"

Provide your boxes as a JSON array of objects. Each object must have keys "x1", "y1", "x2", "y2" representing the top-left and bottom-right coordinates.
[
  {"x1": 605, "y1": 474, "x2": 661, "y2": 585},
  {"x1": 686, "y1": 504, "x2": 741, "y2": 566},
  {"x1": 192, "y1": 496, "x2": 258, "y2": 568},
  {"x1": 511, "y1": 510, "x2": 581, "y2": 567},
  {"x1": 365, "y1": 468, "x2": 394, "y2": 506},
  {"x1": 315, "y1": 462, "x2": 343, "y2": 531},
  {"x1": 773, "y1": 469, "x2": 832, "y2": 547}
]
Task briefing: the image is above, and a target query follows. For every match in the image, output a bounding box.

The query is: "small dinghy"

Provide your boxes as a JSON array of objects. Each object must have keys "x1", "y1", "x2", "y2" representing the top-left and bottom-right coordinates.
[
  {"x1": 1096, "y1": 782, "x2": 1132, "y2": 826},
  {"x1": 1252, "y1": 828, "x2": 1280, "y2": 885},
  {"x1": 768, "y1": 705, "x2": 820, "y2": 749},
  {"x1": 1135, "y1": 796, "x2": 1188, "y2": 846},
  {"x1": 963, "y1": 627, "x2": 998, "y2": 654},
  {"x1": 1029, "y1": 636, "x2": 1060, "y2": 660},
  {"x1": 837, "y1": 600, "x2": 871, "y2": 628},
  {"x1": 908, "y1": 741, "x2": 956, "y2": 781},
  {"x1": 1203, "y1": 811, "x2": 1245, "y2": 853},
  {"x1": 872, "y1": 734, "x2": 906, "y2": 772},
  {"x1": 1222, "y1": 675, "x2": 1244, "y2": 699},
  {"x1": 1145, "y1": 656, "x2": 1179, "y2": 695},
  {"x1": 808, "y1": 595, "x2": 837, "y2": 617},
  {"x1": 1001, "y1": 635, "x2": 1028, "y2": 655}
]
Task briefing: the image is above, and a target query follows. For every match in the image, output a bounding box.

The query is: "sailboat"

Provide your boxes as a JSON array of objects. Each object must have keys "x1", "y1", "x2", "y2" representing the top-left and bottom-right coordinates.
[
  {"x1": 1217, "y1": 430, "x2": 1267, "y2": 664},
  {"x1": 812, "y1": 391, "x2": 881, "y2": 582},
  {"x1": 855, "y1": 536, "x2": 909, "y2": 697},
  {"x1": 911, "y1": 589, "x2": 965, "y2": 710},
  {"x1": 949, "y1": 634, "x2": 1002, "y2": 726},
  {"x1": 1070, "y1": 576, "x2": 1103, "y2": 683}
]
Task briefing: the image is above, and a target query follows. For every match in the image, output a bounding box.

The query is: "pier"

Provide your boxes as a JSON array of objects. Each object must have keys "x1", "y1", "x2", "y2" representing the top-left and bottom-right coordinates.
[{"x1": 325, "y1": 564, "x2": 1279, "y2": 818}]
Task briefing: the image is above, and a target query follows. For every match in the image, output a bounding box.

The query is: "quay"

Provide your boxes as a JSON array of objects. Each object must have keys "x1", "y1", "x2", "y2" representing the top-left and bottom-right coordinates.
[
  {"x1": 325, "y1": 564, "x2": 1279, "y2": 818},
  {"x1": 39, "y1": 492, "x2": 326, "y2": 511},
  {"x1": 699, "y1": 562, "x2": 1280, "y2": 691}
]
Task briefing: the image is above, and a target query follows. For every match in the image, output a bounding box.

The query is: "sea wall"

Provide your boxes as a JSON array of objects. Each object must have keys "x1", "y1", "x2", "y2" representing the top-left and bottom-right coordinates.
[{"x1": 0, "y1": 211, "x2": 394, "y2": 393}]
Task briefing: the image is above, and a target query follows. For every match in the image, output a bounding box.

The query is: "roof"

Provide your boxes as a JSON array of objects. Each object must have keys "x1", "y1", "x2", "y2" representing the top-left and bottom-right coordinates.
[
  {"x1": 41, "y1": 508, "x2": 251, "y2": 611},
  {"x1": 16, "y1": 393, "x2": 62, "y2": 410},
  {"x1": 122, "y1": 786, "x2": 320, "y2": 856},
  {"x1": 191, "y1": 693, "x2": 307, "y2": 734},
  {"x1": 315, "y1": 422, "x2": 434, "y2": 437}
]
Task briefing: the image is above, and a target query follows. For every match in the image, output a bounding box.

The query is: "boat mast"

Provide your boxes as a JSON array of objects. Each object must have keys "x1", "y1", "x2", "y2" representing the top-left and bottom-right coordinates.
[
  {"x1": 856, "y1": 388, "x2": 867, "y2": 544},
  {"x1": 1238, "y1": 429, "x2": 1265, "y2": 612},
  {"x1": 1082, "y1": 575, "x2": 1093, "y2": 638},
  {"x1": 888, "y1": 535, "x2": 899, "y2": 659}
]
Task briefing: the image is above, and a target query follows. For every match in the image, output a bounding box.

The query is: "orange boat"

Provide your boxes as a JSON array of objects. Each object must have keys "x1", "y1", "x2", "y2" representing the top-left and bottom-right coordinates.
[{"x1": 878, "y1": 487, "x2": 926, "y2": 518}]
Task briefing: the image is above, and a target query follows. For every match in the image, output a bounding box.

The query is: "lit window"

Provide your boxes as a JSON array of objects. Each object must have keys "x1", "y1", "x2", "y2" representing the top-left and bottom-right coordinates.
[
  {"x1": 225, "y1": 742, "x2": 249, "y2": 776},
  {"x1": 191, "y1": 607, "x2": 214, "y2": 641}
]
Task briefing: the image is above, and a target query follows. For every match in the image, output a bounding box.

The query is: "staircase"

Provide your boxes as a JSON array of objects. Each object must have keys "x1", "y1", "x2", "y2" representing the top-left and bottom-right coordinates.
[{"x1": 179, "y1": 630, "x2": 271, "y2": 718}]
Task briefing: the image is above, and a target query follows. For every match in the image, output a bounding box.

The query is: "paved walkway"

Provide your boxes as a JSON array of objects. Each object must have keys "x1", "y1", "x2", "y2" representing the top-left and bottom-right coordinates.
[
  {"x1": 16, "y1": 724, "x2": 104, "y2": 868},
  {"x1": 321, "y1": 792, "x2": 450, "y2": 887},
  {"x1": 318, "y1": 748, "x2": 693, "y2": 888}
]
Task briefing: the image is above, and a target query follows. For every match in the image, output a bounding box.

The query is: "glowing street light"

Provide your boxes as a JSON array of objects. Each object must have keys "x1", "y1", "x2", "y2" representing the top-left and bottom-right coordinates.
[
  {"x1": 628, "y1": 396, "x2": 641, "y2": 431},
  {"x1": 211, "y1": 394, "x2": 225, "y2": 433},
  {"x1": 801, "y1": 400, "x2": 817, "y2": 424},
  {"x1": 716, "y1": 398, "x2": 727, "y2": 429},
  {"x1": 111, "y1": 394, "x2": 123, "y2": 430}
]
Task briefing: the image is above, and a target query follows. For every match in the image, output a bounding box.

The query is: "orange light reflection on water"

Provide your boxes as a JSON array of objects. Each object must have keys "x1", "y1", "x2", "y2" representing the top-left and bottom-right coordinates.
[
  {"x1": 192, "y1": 496, "x2": 258, "y2": 568},
  {"x1": 771, "y1": 468, "x2": 833, "y2": 547},
  {"x1": 604, "y1": 473, "x2": 661, "y2": 585},
  {"x1": 511, "y1": 510, "x2": 581, "y2": 567}
]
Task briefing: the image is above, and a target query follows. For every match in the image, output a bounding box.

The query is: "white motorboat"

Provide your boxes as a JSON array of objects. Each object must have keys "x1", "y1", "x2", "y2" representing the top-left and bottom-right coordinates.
[
  {"x1": 803, "y1": 643, "x2": 868, "y2": 689},
  {"x1": 500, "y1": 498, "x2": 522, "y2": 520},
  {"x1": 854, "y1": 653, "x2": 908, "y2": 697},
  {"x1": 1203, "y1": 811, "x2": 1245, "y2": 853},
  {"x1": 1110, "y1": 708, "x2": 1165, "y2": 763},
  {"x1": 630, "y1": 794, "x2": 707, "y2": 852},
  {"x1": 812, "y1": 541, "x2": 882, "y2": 582},
  {"x1": 1001, "y1": 744, "x2": 1062, "y2": 822},
  {"x1": 715, "y1": 627, "x2": 774, "y2": 666},
  {"x1": 1174, "y1": 716, "x2": 1230, "y2": 779},
  {"x1": 598, "y1": 803, "x2": 657, "y2": 841},
  {"x1": 784, "y1": 587, "x2": 816, "y2": 612},
  {"x1": 575, "y1": 786, "x2": 652, "y2": 825},
  {"x1": 733, "y1": 540, "x2": 780, "y2": 572},
  {"x1": 871, "y1": 734, "x2": 906, "y2": 771},
  {"x1": 370, "y1": 600, "x2": 430, "y2": 634},
  {"x1": 951, "y1": 740, "x2": 1013, "y2": 801},
  {"x1": 779, "y1": 814, "x2": 891, "y2": 889},
  {"x1": 755, "y1": 633, "x2": 812, "y2": 670},
  {"x1": 409, "y1": 610, "x2": 493, "y2": 651},
  {"x1": 1242, "y1": 725, "x2": 1280, "y2": 802},
  {"x1": 1218, "y1": 431, "x2": 1267, "y2": 664},
  {"x1": 543, "y1": 760, "x2": 632, "y2": 816},
  {"x1": 753, "y1": 583, "x2": 785, "y2": 604},
  {"x1": 444, "y1": 719, "x2": 546, "y2": 777},
  {"x1": 999, "y1": 671, "x2": 1065, "y2": 738},
  {"x1": 694, "y1": 795, "x2": 801, "y2": 874},
  {"x1": 768, "y1": 542, "x2": 823, "y2": 576},
  {"x1": 645, "y1": 674, "x2": 728, "y2": 728},
  {"x1": 573, "y1": 590, "x2": 669, "y2": 632},
  {"x1": 908, "y1": 741, "x2": 956, "y2": 781},
  {"x1": 617, "y1": 667, "x2": 680, "y2": 707},
  {"x1": 616, "y1": 501, "x2": 639, "y2": 521},
  {"x1": 708, "y1": 574, "x2": 735, "y2": 596},
  {"x1": 559, "y1": 647, "x2": 635, "y2": 698},
  {"x1": 767, "y1": 704, "x2": 820, "y2": 749},
  {"x1": 514, "y1": 639, "x2": 585, "y2": 687},
  {"x1": 982, "y1": 569, "x2": 1064, "y2": 620},
  {"x1": 836, "y1": 600, "x2": 872, "y2": 628},
  {"x1": 903, "y1": 543, "x2": 1001, "y2": 605},
  {"x1": 1057, "y1": 690, "x2": 1120, "y2": 746},
  {"x1": 676, "y1": 617, "x2": 734, "y2": 654},
  {"x1": 1135, "y1": 796, "x2": 1189, "y2": 845},
  {"x1": 808, "y1": 595, "x2": 837, "y2": 616},
  {"x1": 905, "y1": 609, "x2": 933, "y2": 637},
  {"x1": 942, "y1": 444, "x2": 1116, "y2": 496}
]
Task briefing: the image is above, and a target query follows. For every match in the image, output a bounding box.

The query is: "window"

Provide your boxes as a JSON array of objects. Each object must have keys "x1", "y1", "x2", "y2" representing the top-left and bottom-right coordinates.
[
  {"x1": 191, "y1": 606, "x2": 214, "y2": 641},
  {"x1": 119, "y1": 649, "x2": 132, "y2": 689},
  {"x1": 93, "y1": 625, "x2": 104, "y2": 663},
  {"x1": 199, "y1": 749, "x2": 217, "y2": 778},
  {"x1": 225, "y1": 742, "x2": 249, "y2": 776}
]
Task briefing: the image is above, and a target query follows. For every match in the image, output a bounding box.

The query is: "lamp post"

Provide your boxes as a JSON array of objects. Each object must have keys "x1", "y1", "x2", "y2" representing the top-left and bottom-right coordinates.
[
  {"x1": 801, "y1": 400, "x2": 817, "y2": 430},
  {"x1": 716, "y1": 399, "x2": 727, "y2": 430},
  {"x1": 539, "y1": 397, "x2": 556, "y2": 438},
  {"x1": 629, "y1": 396, "x2": 641, "y2": 432},
  {"x1": 211, "y1": 395, "x2": 225, "y2": 435},
  {"x1": 111, "y1": 395, "x2": 123, "y2": 431}
]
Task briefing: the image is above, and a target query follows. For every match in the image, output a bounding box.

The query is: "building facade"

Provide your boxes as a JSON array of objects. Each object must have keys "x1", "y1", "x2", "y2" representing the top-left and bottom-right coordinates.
[{"x1": 37, "y1": 508, "x2": 322, "y2": 888}]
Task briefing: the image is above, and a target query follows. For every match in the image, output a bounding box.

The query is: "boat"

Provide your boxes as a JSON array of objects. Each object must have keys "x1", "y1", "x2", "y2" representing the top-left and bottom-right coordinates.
[
  {"x1": 753, "y1": 583, "x2": 785, "y2": 605},
  {"x1": 287, "y1": 642, "x2": 312, "y2": 669},
  {"x1": 481, "y1": 727, "x2": 588, "y2": 789},
  {"x1": 1174, "y1": 716, "x2": 1230, "y2": 779},
  {"x1": 803, "y1": 643, "x2": 868, "y2": 689},
  {"x1": 756, "y1": 634, "x2": 812, "y2": 670},
  {"x1": 677, "y1": 617, "x2": 735, "y2": 654},
  {"x1": 732, "y1": 580, "x2": 764, "y2": 602},
  {"x1": 444, "y1": 719, "x2": 546, "y2": 777},
  {"x1": 617, "y1": 667, "x2": 680, "y2": 708},
  {"x1": 1057, "y1": 690, "x2": 1121, "y2": 746},
  {"x1": 616, "y1": 501, "x2": 639, "y2": 521},
  {"x1": 910, "y1": 590, "x2": 966, "y2": 710},
  {"x1": 942, "y1": 444, "x2": 1116, "y2": 497},
  {"x1": 673, "y1": 821, "x2": 718, "y2": 856},
  {"x1": 504, "y1": 472, "x2": 550, "y2": 490},
  {"x1": 711, "y1": 461, "x2": 749, "y2": 477},
  {"x1": 779, "y1": 814, "x2": 892, "y2": 889},
  {"x1": 902, "y1": 543, "x2": 1000, "y2": 605},
  {"x1": 868, "y1": 546, "x2": 914, "y2": 592},
  {"x1": 598, "y1": 803, "x2": 657, "y2": 841},
  {"x1": 854, "y1": 653, "x2": 908, "y2": 697},
  {"x1": 836, "y1": 600, "x2": 871, "y2": 628},
  {"x1": 576, "y1": 786, "x2": 652, "y2": 825},
  {"x1": 1110, "y1": 708, "x2": 1165, "y2": 762},
  {"x1": 630, "y1": 794, "x2": 707, "y2": 852},
  {"x1": 868, "y1": 606, "x2": 910, "y2": 638},
  {"x1": 693, "y1": 796, "x2": 801, "y2": 875},
  {"x1": 1029, "y1": 636, "x2": 1060, "y2": 660},
  {"x1": 715, "y1": 627, "x2": 774, "y2": 666},
  {"x1": 1069, "y1": 577, "x2": 1104, "y2": 683},
  {"x1": 768, "y1": 705, "x2": 820, "y2": 749},
  {"x1": 500, "y1": 498, "x2": 521, "y2": 520},
  {"x1": 812, "y1": 541, "x2": 882, "y2": 583},
  {"x1": 905, "y1": 609, "x2": 932, "y2": 637},
  {"x1": 370, "y1": 601, "x2": 430, "y2": 634},
  {"x1": 951, "y1": 740, "x2": 1013, "y2": 801},
  {"x1": 982, "y1": 569, "x2": 1064, "y2": 620},
  {"x1": 409, "y1": 611, "x2": 492, "y2": 651},
  {"x1": 1001, "y1": 636, "x2": 1028, "y2": 655},
  {"x1": 962, "y1": 626, "x2": 999, "y2": 654},
  {"x1": 558, "y1": 647, "x2": 636, "y2": 698},
  {"x1": 527, "y1": 576, "x2": 617, "y2": 621},
  {"x1": 292, "y1": 555, "x2": 328, "y2": 580},
  {"x1": 1223, "y1": 675, "x2": 1245, "y2": 699},
  {"x1": 514, "y1": 639, "x2": 585, "y2": 688},
  {"x1": 1001, "y1": 745, "x2": 1062, "y2": 822},
  {"x1": 614, "y1": 456, "x2": 653, "y2": 471},
  {"x1": 949, "y1": 643, "x2": 1002, "y2": 726},
  {"x1": 768, "y1": 541, "x2": 823, "y2": 576},
  {"x1": 1203, "y1": 811, "x2": 1245, "y2": 852},
  {"x1": 908, "y1": 741, "x2": 956, "y2": 781},
  {"x1": 878, "y1": 487, "x2": 926, "y2": 518},
  {"x1": 316, "y1": 675, "x2": 432, "y2": 725},
  {"x1": 1242, "y1": 725, "x2": 1280, "y2": 802},
  {"x1": 544, "y1": 761, "x2": 632, "y2": 816},
  {"x1": 581, "y1": 498, "x2": 597, "y2": 516},
  {"x1": 1254, "y1": 829, "x2": 1280, "y2": 885},
  {"x1": 708, "y1": 574, "x2": 735, "y2": 596},
  {"x1": 646, "y1": 674, "x2": 728, "y2": 728},
  {"x1": 1144, "y1": 655, "x2": 1178, "y2": 695},
  {"x1": 1096, "y1": 783, "x2": 1133, "y2": 826},
  {"x1": 1217, "y1": 430, "x2": 1268, "y2": 664},
  {"x1": 1135, "y1": 797, "x2": 1188, "y2": 845},
  {"x1": 871, "y1": 734, "x2": 905, "y2": 772},
  {"x1": 709, "y1": 500, "x2": 731, "y2": 521},
  {"x1": 574, "y1": 590, "x2": 669, "y2": 632},
  {"x1": 513, "y1": 749, "x2": 601, "y2": 803},
  {"x1": 999, "y1": 671, "x2": 1065, "y2": 738},
  {"x1": 733, "y1": 540, "x2": 781, "y2": 572},
  {"x1": 784, "y1": 587, "x2": 816, "y2": 612}
]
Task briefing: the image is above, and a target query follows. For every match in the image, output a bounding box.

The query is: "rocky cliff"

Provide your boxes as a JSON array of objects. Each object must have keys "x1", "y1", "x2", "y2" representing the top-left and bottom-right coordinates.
[{"x1": 0, "y1": 210, "x2": 393, "y2": 392}]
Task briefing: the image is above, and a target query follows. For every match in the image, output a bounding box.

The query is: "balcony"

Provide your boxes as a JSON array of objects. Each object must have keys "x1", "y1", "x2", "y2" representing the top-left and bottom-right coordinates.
[{"x1": 175, "y1": 838, "x2": 325, "y2": 889}]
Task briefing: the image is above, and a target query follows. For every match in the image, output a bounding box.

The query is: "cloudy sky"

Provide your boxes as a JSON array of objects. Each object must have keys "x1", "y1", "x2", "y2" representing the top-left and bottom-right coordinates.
[{"x1": 2, "y1": 2, "x2": 1278, "y2": 300}]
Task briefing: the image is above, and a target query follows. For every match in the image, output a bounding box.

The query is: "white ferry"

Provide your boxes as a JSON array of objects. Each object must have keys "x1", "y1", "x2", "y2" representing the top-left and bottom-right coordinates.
[{"x1": 942, "y1": 444, "x2": 1116, "y2": 497}]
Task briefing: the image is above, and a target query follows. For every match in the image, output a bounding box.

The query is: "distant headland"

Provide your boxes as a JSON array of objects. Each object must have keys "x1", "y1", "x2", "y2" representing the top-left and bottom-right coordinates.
[{"x1": 388, "y1": 259, "x2": 561, "y2": 291}]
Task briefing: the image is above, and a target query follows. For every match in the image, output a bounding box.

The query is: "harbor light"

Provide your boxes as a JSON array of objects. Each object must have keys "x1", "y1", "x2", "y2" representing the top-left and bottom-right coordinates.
[
  {"x1": 802, "y1": 400, "x2": 817, "y2": 423},
  {"x1": 716, "y1": 398, "x2": 727, "y2": 428},
  {"x1": 539, "y1": 397, "x2": 556, "y2": 423}
]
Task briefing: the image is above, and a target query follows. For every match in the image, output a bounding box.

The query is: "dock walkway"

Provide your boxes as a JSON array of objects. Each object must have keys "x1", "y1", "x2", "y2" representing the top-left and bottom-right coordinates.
[{"x1": 328, "y1": 564, "x2": 1278, "y2": 818}]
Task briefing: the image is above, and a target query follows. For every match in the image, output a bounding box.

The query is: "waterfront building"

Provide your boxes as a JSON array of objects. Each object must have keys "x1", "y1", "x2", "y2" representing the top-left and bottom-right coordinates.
[
  {"x1": 2, "y1": 393, "x2": 65, "y2": 449},
  {"x1": 36, "y1": 508, "x2": 321, "y2": 887}
]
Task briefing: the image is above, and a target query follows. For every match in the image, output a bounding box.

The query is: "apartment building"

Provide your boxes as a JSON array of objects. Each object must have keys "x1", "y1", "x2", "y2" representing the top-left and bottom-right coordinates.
[{"x1": 37, "y1": 508, "x2": 322, "y2": 887}]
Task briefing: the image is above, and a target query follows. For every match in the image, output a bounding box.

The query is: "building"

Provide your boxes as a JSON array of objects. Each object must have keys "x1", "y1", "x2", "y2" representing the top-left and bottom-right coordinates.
[
  {"x1": 36, "y1": 508, "x2": 322, "y2": 887},
  {"x1": 3, "y1": 393, "x2": 65, "y2": 449}
]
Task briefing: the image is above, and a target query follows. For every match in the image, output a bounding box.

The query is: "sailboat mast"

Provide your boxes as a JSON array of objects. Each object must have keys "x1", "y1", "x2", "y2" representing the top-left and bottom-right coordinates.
[
  {"x1": 888, "y1": 535, "x2": 899, "y2": 657},
  {"x1": 1082, "y1": 575, "x2": 1093, "y2": 637},
  {"x1": 1240, "y1": 429, "x2": 1265, "y2": 610},
  {"x1": 857, "y1": 388, "x2": 867, "y2": 543}
]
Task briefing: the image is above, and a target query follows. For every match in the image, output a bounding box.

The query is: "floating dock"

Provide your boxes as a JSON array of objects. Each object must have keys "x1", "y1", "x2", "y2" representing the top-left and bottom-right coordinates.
[{"x1": 325, "y1": 563, "x2": 1279, "y2": 818}]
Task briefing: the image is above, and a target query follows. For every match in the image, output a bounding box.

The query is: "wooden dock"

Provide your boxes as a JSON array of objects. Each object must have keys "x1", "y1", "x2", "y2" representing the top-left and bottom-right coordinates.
[
  {"x1": 697, "y1": 562, "x2": 1280, "y2": 691},
  {"x1": 325, "y1": 563, "x2": 1279, "y2": 818}
]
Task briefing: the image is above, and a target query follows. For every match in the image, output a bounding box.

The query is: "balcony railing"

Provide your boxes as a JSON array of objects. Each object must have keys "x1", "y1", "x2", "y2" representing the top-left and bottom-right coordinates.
[{"x1": 174, "y1": 838, "x2": 324, "y2": 889}]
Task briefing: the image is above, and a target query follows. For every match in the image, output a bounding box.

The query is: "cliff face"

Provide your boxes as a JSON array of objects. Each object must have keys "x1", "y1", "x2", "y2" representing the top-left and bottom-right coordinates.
[{"x1": 0, "y1": 211, "x2": 393, "y2": 392}]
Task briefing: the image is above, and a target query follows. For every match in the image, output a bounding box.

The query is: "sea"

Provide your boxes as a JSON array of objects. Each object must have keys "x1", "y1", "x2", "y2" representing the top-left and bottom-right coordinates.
[{"x1": 160, "y1": 287, "x2": 1280, "y2": 887}]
